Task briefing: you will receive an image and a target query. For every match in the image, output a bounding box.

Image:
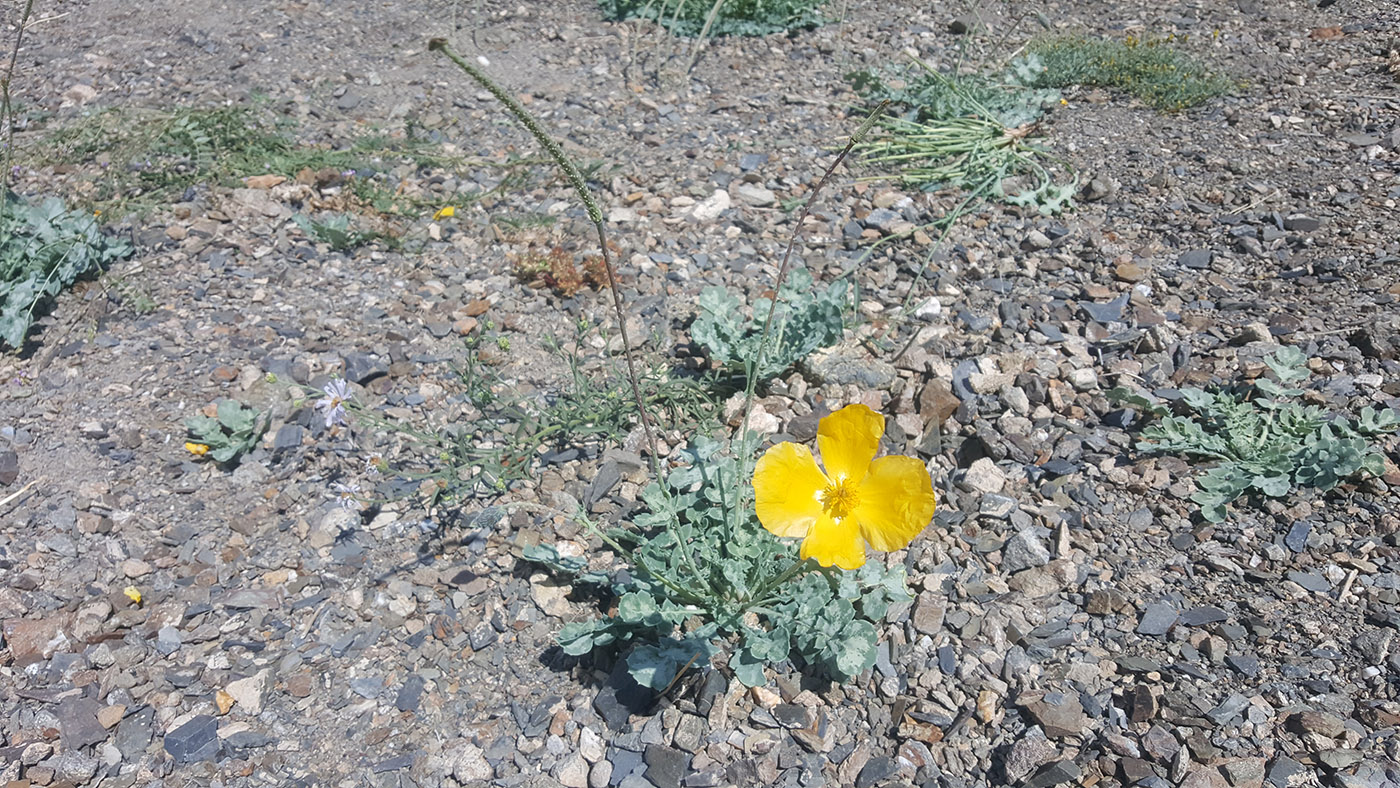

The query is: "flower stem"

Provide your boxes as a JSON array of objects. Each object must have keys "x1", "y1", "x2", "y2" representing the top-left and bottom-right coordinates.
[
  {"x1": 428, "y1": 38, "x2": 661, "y2": 479},
  {"x1": 729, "y1": 103, "x2": 887, "y2": 535}
]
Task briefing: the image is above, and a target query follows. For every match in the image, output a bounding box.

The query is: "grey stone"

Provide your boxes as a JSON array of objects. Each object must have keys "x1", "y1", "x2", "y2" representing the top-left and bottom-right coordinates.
[
  {"x1": 396, "y1": 674, "x2": 425, "y2": 712},
  {"x1": 1285, "y1": 521, "x2": 1312, "y2": 552},
  {"x1": 1226, "y1": 654, "x2": 1260, "y2": 678},
  {"x1": 1178, "y1": 249, "x2": 1213, "y2": 269},
  {"x1": 0, "y1": 449, "x2": 17, "y2": 485},
  {"x1": 1080, "y1": 294, "x2": 1128, "y2": 324},
  {"x1": 911, "y1": 593, "x2": 945, "y2": 635},
  {"x1": 1179, "y1": 606, "x2": 1227, "y2": 626},
  {"x1": 1265, "y1": 756, "x2": 1303, "y2": 787},
  {"x1": 1002, "y1": 528, "x2": 1051, "y2": 573},
  {"x1": 862, "y1": 209, "x2": 902, "y2": 233},
  {"x1": 643, "y1": 744, "x2": 691, "y2": 788},
  {"x1": 1137, "y1": 603, "x2": 1178, "y2": 636},
  {"x1": 1207, "y1": 693, "x2": 1251, "y2": 726},
  {"x1": 155, "y1": 624, "x2": 182, "y2": 655},
  {"x1": 163, "y1": 714, "x2": 219, "y2": 763},
  {"x1": 273, "y1": 423, "x2": 303, "y2": 452},
  {"x1": 49, "y1": 749, "x2": 99, "y2": 783},
  {"x1": 734, "y1": 183, "x2": 776, "y2": 207},
  {"x1": 341, "y1": 352, "x2": 387, "y2": 385},
  {"x1": 1024, "y1": 760, "x2": 1082, "y2": 788},
  {"x1": 115, "y1": 706, "x2": 154, "y2": 758},
  {"x1": 801, "y1": 344, "x2": 896, "y2": 389},
  {"x1": 773, "y1": 704, "x2": 811, "y2": 729},
  {"x1": 337, "y1": 90, "x2": 363, "y2": 110},
  {"x1": 1287, "y1": 571, "x2": 1330, "y2": 592},
  {"x1": 1283, "y1": 214, "x2": 1320, "y2": 232},
  {"x1": 1021, "y1": 694, "x2": 1087, "y2": 739},
  {"x1": 1005, "y1": 731, "x2": 1057, "y2": 782},
  {"x1": 980, "y1": 494, "x2": 1017, "y2": 519},
  {"x1": 855, "y1": 756, "x2": 897, "y2": 788},
  {"x1": 57, "y1": 697, "x2": 109, "y2": 750}
]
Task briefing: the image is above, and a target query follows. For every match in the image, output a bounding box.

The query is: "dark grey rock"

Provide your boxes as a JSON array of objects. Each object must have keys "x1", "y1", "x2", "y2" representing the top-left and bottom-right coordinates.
[
  {"x1": 1287, "y1": 571, "x2": 1330, "y2": 592},
  {"x1": 1226, "y1": 654, "x2": 1261, "y2": 678},
  {"x1": 610, "y1": 749, "x2": 645, "y2": 785},
  {"x1": 115, "y1": 706, "x2": 154, "y2": 758},
  {"x1": 1024, "y1": 760, "x2": 1082, "y2": 788},
  {"x1": 1207, "y1": 693, "x2": 1251, "y2": 726},
  {"x1": 164, "y1": 714, "x2": 219, "y2": 763},
  {"x1": 1137, "y1": 603, "x2": 1178, "y2": 636},
  {"x1": 337, "y1": 90, "x2": 363, "y2": 111},
  {"x1": 49, "y1": 749, "x2": 99, "y2": 783},
  {"x1": 1002, "y1": 528, "x2": 1051, "y2": 573},
  {"x1": 396, "y1": 675, "x2": 425, "y2": 712},
  {"x1": 856, "y1": 756, "x2": 898, "y2": 788},
  {"x1": 694, "y1": 670, "x2": 726, "y2": 718},
  {"x1": 1178, "y1": 249, "x2": 1213, "y2": 269},
  {"x1": 951, "y1": 359, "x2": 979, "y2": 400},
  {"x1": 586, "y1": 461, "x2": 622, "y2": 505},
  {"x1": 341, "y1": 351, "x2": 388, "y2": 385},
  {"x1": 1266, "y1": 756, "x2": 1304, "y2": 787},
  {"x1": 273, "y1": 423, "x2": 303, "y2": 453},
  {"x1": 1080, "y1": 294, "x2": 1129, "y2": 324},
  {"x1": 1179, "y1": 606, "x2": 1227, "y2": 626},
  {"x1": 1285, "y1": 521, "x2": 1312, "y2": 552},
  {"x1": 0, "y1": 449, "x2": 17, "y2": 485},
  {"x1": 56, "y1": 697, "x2": 108, "y2": 750},
  {"x1": 156, "y1": 625, "x2": 182, "y2": 656},
  {"x1": 1283, "y1": 214, "x2": 1320, "y2": 232},
  {"x1": 644, "y1": 744, "x2": 691, "y2": 788},
  {"x1": 774, "y1": 704, "x2": 811, "y2": 729},
  {"x1": 739, "y1": 153, "x2": 767, "y2": 171},
  {"x1": 938, "y1": 645, "x2": 956, "y2": 674}
]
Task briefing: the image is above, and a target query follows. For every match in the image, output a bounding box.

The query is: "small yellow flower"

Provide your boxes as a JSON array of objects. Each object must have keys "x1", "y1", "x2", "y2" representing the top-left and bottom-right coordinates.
[
  {"x1": 753, "y1": 404, "x2": 937, "y2": 570},
  {"x1": 433, "y1": 206, "x2": 455, "y2": 221},
  {"x1": 185, "y1": 442, "x2": 209, "y2": 456},
  {"x1": 123, "y1": 586, "x2": 142, "y2": 605}
]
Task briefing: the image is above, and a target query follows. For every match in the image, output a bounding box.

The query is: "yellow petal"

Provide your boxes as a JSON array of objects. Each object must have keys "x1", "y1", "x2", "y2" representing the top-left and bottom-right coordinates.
[
  {"x1": 754, "y1": 442, "x2": 828, "y2": 538},
  {"x1": 799, "y1": 514, "x2": 866, "y2": 570},
  {"x1": 433, "y1": 206, "x2": 455, "y2": 220},
  {"x1": 853, "y1": 455, "x2": 937, "y2": 552},
  {"x1": 817, "y1": 404, "x2": 884, "y2": 485},
  {"x1": 185, "y1": 442, "x2": 209, "y2": 456},
  {"x1": 123, "y1": 586, "x2": 142, "y2": 605}
]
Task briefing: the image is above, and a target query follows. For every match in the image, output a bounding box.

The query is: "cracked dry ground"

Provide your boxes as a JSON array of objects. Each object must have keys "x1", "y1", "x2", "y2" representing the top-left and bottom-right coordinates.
[{"x1": 2, "y1": 0, "x2": 1400, "y2": 787}]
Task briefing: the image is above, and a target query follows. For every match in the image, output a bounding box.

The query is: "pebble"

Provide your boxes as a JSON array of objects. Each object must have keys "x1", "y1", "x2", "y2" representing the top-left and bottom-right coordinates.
[
  {"x1": 163, "y1": 715, "x2": 220, "y2": 763},
  {"x1": 734, "y1": 183, "x2": 777, "y2": 207},
  {"x1": 644, "y1": 744, "x2": 691, "y2": 788},
  {"x1": 1137, "y1": 603, "x2": 1178, "y2": 636},
  {"x1": 963, "y1": 457, "x2": 1006, "y2": 495},
  {"x1": 1001, "y1": 528, "x2": 1051, "y2": 573}
]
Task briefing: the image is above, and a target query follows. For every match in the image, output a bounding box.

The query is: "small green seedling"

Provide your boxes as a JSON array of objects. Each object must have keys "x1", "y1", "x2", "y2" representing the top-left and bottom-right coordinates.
[
  {"x1": 292, "y1": 213, "x2": 376, "y2": 252},
  {"x1": 692, "y1": 267, "x2": 847, "y2": 382},
  {"x1": 185, "y1": 399, "x2": 268, "y2": 465}
]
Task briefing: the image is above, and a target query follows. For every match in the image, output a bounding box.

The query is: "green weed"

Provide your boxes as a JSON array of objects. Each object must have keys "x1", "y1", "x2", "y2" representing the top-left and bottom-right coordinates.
[
  {"x1": 599, "y1": 0, "x2": 825, "y2": 37},
  {"x1": 692, "y1": 266, "x2": 848, "y2": 382},
  {"x1": 185, "y1": 399, "x2": 268, "y2": 466},
  {"x1": 1111, "y1": 347, "x2": 1399, "y2": 522},
  {"x1": 0, "y1": 192, "x2": 133, "y2": 348},
  {"x1": 1028, "y1": 34, "x2": 1233, "y2": 112}
]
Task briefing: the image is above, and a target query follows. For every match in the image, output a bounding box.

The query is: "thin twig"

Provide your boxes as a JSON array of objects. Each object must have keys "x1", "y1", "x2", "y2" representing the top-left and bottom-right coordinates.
[
  {"x1": 728, "y1": 102, "x2": 887, "y2": 534},
  {"x1": 429, "y1": 39, "x2": 661, "y2": 477},
  {"x1": 0, "y1": 479, "x2": 37, "y2": 512}
]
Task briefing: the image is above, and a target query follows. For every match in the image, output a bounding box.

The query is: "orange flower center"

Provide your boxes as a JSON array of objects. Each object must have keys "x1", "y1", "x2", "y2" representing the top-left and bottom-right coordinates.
[{"x1": 820, "y1": 478, "x2": 860, "y2": 521}]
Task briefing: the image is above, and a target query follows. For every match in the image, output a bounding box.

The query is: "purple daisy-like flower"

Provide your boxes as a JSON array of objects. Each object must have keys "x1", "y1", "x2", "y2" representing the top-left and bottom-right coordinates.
[
  {"x1": 331, "y1": 482, "x2": 361, "y2": 510},
  {"x1": 315, "y1": 378, "x2": 352, "y2": 427}
]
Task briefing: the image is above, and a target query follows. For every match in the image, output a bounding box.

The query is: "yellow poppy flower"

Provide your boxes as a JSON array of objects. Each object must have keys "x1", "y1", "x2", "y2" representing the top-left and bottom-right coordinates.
[
  {"x1": 753, "y1": 404, "x2": 937, "y2": 570},
  {"x1": 433, "y1": 206, "x2": 455, "y2": 221},
  {"x1": 185, "y1": 442, "x2": 209, "y2": 456}
]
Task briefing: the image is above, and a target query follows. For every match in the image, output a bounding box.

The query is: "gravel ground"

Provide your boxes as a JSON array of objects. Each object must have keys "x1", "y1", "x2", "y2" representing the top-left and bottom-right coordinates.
[{"x1": 2, "y1": 1, "x2": 1400, "y2": 787}]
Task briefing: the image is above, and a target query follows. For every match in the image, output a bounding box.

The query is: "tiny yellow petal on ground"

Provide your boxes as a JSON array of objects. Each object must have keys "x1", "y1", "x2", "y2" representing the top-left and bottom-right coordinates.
[
  {"x1": 216, "y1": 689, "x2": 236, "y2": 715},
  {"x1": 433, "y1": 206, "x2": 455, "y2": 221},
  {"x1": 123, "y1": 586, "x2": 142, "y2": 605},
  {"x1": 185, "y1": 442, "x2": 209, "y2": 456}
]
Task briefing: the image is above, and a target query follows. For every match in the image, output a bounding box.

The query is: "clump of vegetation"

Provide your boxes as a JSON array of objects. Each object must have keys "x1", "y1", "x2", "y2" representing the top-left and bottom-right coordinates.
[
  {"x1": 598, "y1": 0, "x2": 825, "y2": 37},
  {"x1": 692, "y1": 267, "x2": 848, "y2": 382},
  {"x1": 32, "y1": 104, "x2": 474, "y2": 215},
  {"x1": 528, "y1": 435, "x2": 913, "y2": 688},
  {"x1": 849, "y1": 57, "x2": 1076, "y2": 215},
  {"x1": 511, "y1": 245, "x2": 612, "y2": 298},
  {"x1": 1112, "y1": 347, "x2": 1399, "y2": 522},
  {"x1": 184, "y1": 399, "x2": 269, "y2": 466},
  {"x1": 395, "y1": 328, "x2": 720, "y2": 500},
  {"x1": 0, "y1": 193, "x2": 133, "y2": 348},
  {"x1": 1028, "y1": 34, "x2": 1234, "y2": 112},
  {"x1": 292, "y1": 212, "x2": 387, "y2": 252}
]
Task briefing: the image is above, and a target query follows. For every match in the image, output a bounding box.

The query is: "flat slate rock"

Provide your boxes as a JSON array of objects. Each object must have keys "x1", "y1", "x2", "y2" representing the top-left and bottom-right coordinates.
[
  {"x1": 1137, "y1": 603, "x2": 1178, "y2": 636},
  {"x1": 164, "y1": 714, "x2": 220, "y2": 764}
]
